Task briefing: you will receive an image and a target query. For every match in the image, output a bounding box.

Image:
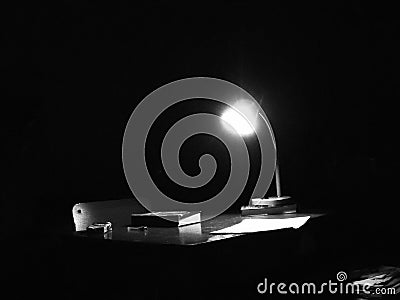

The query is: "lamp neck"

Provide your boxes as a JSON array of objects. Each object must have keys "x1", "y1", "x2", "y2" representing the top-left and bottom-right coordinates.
[{"x1": 258, "y1": 111, "x2": 281, "y2": 198}]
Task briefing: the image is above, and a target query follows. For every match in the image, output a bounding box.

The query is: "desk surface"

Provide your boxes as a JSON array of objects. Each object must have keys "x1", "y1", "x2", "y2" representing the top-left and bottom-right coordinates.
[{"x1": 74, "y1": 213, "x2": 323, "y2": 246}]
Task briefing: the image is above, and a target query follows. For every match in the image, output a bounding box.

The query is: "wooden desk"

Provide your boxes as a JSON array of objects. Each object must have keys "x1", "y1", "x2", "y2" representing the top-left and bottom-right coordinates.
[
  {"x1": 73, "y1": 212, "x2": 323, "y2": 246},
  {"x1": 68, "y1": 212, "x2": 330, "y2": 299},
  {"x1": 72, "y1": 199, "x2": 323, "y2": 245},
  {"x1": 69, "y1": 200, "x2": 332, "y2": 299}
]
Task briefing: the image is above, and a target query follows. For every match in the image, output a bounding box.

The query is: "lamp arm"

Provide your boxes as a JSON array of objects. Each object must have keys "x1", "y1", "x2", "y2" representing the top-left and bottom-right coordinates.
[{"x1": 258, "y1": 112, "x2": 282, "y2": 198}]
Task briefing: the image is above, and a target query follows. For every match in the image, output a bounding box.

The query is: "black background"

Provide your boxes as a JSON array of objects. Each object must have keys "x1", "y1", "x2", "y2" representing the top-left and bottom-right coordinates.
[{"x1": 1, "y1": 1, "x2": 398, "y2": 298}]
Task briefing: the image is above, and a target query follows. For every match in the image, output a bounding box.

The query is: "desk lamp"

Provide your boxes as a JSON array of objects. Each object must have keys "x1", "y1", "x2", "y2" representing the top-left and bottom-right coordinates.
[{"x1": 220, "y1": 100, "x2": 295, "y2": 216}]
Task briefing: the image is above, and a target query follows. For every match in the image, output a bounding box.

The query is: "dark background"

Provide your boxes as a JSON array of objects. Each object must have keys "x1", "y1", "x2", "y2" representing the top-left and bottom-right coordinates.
[
  {"x1": 1, "y1": 1, "x2": 398, "y2": 298},
  {"x1": 2, "y1": 1, "x2": 397, "y2": 231}
]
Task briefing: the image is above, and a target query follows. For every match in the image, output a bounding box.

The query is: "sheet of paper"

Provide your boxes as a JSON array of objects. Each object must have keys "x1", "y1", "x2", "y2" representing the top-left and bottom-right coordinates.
[{"x1": 210, "y1": 216, "x2": 310, "y2": 234}]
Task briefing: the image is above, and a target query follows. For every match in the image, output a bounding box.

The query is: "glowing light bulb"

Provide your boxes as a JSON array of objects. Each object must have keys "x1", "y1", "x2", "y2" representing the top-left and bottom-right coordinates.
[{"x1": 221, "y1": 99, "x2": 259, "y2": 136}]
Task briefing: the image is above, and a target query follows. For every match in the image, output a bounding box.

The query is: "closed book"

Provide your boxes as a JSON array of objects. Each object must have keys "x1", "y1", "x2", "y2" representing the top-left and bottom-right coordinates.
[
  {"x1": 241, "y1": 204, "x2": 297, "y2": 216},
  {"x1": 131, "y1": 211, "x2": 201, "y2": 227}
]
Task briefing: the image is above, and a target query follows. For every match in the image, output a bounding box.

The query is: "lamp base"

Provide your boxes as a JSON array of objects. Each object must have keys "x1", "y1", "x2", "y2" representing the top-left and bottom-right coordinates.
[
  {"x1": 250, "y1": 196, "x2": 292, "y2": 206},
  {"x1": 241, "y1": 196, "x2": 296, "y2": 216},
  {"x1": 241, "y1": 204, "x2": 296, "y2": 216}
]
